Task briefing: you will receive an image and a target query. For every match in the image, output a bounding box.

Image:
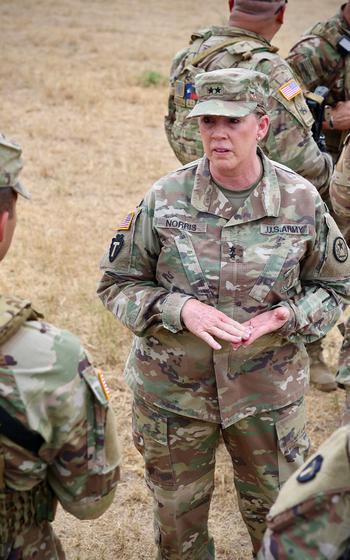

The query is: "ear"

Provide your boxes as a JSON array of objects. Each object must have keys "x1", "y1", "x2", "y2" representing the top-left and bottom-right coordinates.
[
  {"x1": 276, "y1": 5, "x2": 286, "y2": 24},
  {"x1": 0, "y1": 212, "x2": 9, "y2": 242},
  {"x1": 257, "y1": 114, "x2": 270, "y2": 140}
]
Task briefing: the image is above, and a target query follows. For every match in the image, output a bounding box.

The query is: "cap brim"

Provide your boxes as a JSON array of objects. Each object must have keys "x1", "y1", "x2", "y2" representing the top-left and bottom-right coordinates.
[
  {"x1": 186, "y1": 99, "x2": 258, "y2": 119},
  {"x1": 13, "y1": 181, "x2": 31, "y2": 200}
]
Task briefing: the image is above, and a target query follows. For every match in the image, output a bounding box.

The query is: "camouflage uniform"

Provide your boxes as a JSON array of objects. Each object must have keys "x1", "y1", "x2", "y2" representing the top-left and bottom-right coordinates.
[
  {"x1": 0, "y1": 295, "x2": 121, "y2": 559},
  {"x1": 288, "y1": 6, "x2": 350, "y2": 392},
  {"x1": 98, "y1": 93, "x2": 350, "y2": 556},
  {"x1": 257, "y1": 424, "x2": 350, "y2": 560},
  {"x1": 287, "y1": 5, "x2": 350, "y2": 159},
  {"x1": 164, "y1": 27, "x2": 332, "y2": 198},
  {"x1": 0, "y1": 136, "x2": 121, "y2": 559}
]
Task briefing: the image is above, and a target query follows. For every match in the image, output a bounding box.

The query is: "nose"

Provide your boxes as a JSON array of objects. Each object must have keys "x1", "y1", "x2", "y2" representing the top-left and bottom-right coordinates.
[{"x1": 211, "y1": 121, "x2": 228, "y2": 138}]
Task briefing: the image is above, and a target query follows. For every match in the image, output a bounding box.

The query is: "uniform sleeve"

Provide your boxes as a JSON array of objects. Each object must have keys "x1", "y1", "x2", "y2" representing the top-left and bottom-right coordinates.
[
  {"x1": 277, "y1": 198, "x2": 350, "y2": 344},
  {"x1": 256, "y1": 58, "x2": 333, "y2": 199},
  {"x1": 45, "y1": 349, "x2": 121, "y2": 520},
  {"x1": 329, "y1": 133, "x2": 350, "y2": 244},
  {"x1": 287, "y1": 36, "x2": 338, "y2": 93},
  {"x1": 97, "y1": 190, "x2": 193, "y2": 336}
]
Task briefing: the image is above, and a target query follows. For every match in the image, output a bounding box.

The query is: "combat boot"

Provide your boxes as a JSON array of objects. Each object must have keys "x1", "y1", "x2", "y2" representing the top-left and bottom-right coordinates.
[{"x1": 307, "y1": 339, "x2": 337, "y2": 392}]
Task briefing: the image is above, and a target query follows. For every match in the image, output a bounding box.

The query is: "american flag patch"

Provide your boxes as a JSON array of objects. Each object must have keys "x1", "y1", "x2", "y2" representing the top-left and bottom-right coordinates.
[
  {"x1": 115, "y1": 211, "x2": 135, "y2": 231},
  {"x1": 278, "y1": 79, "x2": 302, "y2": 101}
]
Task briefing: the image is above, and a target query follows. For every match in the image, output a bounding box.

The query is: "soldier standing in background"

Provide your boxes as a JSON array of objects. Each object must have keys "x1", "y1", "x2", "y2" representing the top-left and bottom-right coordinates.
[
  {"x1": 0, "y1": 134, "x2": 121, "y2": 559},
  {"x1": 287, "y1": 2, "x2": 350, "y2": 393},
  {"x1": 164, "y1": 0, "x2": 333, "y2": 198}
]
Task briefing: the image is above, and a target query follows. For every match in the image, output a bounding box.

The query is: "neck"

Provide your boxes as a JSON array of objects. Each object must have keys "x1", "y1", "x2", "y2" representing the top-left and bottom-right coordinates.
[
  {"x1": 228, "y1": 14, "x2": 278, "y2": 42},
  {"x1": 210, "y1": 154, "x2": 262, "y2": 191}
]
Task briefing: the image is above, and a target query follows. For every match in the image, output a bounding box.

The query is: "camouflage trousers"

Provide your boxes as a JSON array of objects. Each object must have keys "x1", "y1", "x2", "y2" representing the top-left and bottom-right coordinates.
[
  {"x1": 132, "y1": 396, "x2": 310, "y2": 559},
  {"x1": 2, "y1": 521, "x2": 65, "y2": 560}
]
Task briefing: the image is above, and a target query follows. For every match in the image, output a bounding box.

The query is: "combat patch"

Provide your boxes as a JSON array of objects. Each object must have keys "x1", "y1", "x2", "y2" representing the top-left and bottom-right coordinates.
[
  {"x1": 333, "y1": 236, "x2": 348, "y2": 262},
  {"x1": 297, "y1": 454, "x2": 323, "y2": 483},
  {"x1": 109, "y1": 233, "x2": 124, "y2": 262},
  {"x1": 260, "y1": 224, "x2": 310, "y2": 235},
  {"x1": 155, "y1": 217, "x2": 207, "y2": 233},
  {"x1": 278, "y1": 79, "x2": 302, "y2": 101}
]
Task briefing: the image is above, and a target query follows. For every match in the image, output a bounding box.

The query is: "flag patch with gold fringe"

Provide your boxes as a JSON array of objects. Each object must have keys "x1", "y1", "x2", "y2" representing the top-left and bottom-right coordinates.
[{"x1": 278, "y1": 79, "x2": 302, "y2": 101}]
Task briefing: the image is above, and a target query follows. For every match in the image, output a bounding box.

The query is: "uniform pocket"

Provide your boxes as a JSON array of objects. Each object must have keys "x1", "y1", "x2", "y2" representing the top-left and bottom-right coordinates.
[
  {"x1": 249, "y1": 246, "x2": 290, "y2": 302},
  {"x1": 275, "y1": 398, "x2": 310, "y2": 485},
  {"x1": 132, "y1": 398, "x2": 174, "y2": 488}
]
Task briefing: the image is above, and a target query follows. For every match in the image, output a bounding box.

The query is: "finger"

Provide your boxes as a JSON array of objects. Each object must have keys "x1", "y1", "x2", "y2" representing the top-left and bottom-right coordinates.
[
  {"x1": 216, "y1": 319, "x2": 251, "y2": 338},
  {"x1": 209, "y1": 326, "x2": 248, "y2": 343},
  {"x1": 198, "y1": 331, "x2": 222, "y2": 350}
]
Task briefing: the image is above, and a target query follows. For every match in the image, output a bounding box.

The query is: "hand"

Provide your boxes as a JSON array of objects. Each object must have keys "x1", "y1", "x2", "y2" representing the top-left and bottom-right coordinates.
[
  {"x1": 181, "y1": 299, "x2": 251, "y2": 350},
  {"x1": 231, "y1": 307, "x2": 290, "y2": 350},
  {"x1": 323, "y1": 101, "x2": 350, "y2": 131}
]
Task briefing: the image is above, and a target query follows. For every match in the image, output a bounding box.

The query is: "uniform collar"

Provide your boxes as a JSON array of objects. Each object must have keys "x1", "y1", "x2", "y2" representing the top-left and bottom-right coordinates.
[{"x1": 191, "y1": 149, "x2": 281, "y2": 224}]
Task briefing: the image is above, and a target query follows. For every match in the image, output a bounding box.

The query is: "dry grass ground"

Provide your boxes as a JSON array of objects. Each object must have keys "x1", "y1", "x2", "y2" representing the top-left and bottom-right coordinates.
[{"x1": 0, "y1": 0, "x2": 345, "y2": 558}]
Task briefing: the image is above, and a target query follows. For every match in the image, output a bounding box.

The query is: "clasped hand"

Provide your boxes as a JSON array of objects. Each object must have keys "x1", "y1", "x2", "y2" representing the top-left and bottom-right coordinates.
[{"x1": 181, "y1": 299, "x2": 290, "y2": 350}]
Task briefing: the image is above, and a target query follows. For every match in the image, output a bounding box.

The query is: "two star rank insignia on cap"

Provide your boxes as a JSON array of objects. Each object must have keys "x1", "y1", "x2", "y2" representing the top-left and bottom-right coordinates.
[{"x1": 109, "y1": 211, "x2": 135, "y2": 262}]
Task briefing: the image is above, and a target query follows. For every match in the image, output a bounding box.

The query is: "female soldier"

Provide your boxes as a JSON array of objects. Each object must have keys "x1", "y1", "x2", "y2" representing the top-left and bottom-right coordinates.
[{"x1": 98, "y1": 68, "x2": 350, "y2": 559}]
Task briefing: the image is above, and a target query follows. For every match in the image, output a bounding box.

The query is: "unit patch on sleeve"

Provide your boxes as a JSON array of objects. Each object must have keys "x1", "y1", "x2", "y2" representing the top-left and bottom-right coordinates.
[
  {"x1": 333, "y1": 236, "x2": 348, "y2": 262},
  {"x1": 109, "y1": 233, "x2": 124, "y2": 262},
  {"x1": 296, "y1": 454, "x2": 323, "y2": 483},
  {"x1": 278, "y1": 79, "x2": 302, "y2": 101}
]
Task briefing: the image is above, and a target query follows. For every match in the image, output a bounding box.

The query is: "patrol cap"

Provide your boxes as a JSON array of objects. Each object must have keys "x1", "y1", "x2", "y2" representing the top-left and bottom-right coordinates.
[
  {"x1": 232, "y1": 0, "x2": 287, "y2": 17},
  {"x1": 186, "y1": 68, "x2": 270, "y2": 119},
  {"x1": 0, "y1": 134, "x2": 30, "y2": 200}
]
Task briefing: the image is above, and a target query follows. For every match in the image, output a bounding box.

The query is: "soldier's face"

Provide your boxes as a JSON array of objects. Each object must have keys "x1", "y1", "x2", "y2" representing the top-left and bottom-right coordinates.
[{"x1": 199, "y1": 113, "x2": 269, "y2": 179}]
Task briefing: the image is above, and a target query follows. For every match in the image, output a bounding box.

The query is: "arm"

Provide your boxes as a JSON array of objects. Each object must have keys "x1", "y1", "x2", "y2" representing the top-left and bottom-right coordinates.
[
  {"x1": 45, "y1": 348, "x2": 121, "y2": 520},
  {"x1": 234, "y1": 198, "x2": 350, "y2": 350},
  {"x1": 258, "y1": 58, "x2": 333, "y2": 198}
]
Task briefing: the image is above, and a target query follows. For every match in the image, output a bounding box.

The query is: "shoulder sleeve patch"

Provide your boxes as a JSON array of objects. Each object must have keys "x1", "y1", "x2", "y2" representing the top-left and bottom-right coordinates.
[
  {"x1": 82, "y1": 366, "x2": 110, "y2": 407},
  {"x1": 278, "y1": 79, "x2": 302, "y2": 101}
]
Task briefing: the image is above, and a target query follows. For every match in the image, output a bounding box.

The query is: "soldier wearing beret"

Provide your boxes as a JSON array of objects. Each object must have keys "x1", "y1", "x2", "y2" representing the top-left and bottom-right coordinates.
[
  {"x1": 287, "y1": 3, "x2": 350, "y2": 394},
  {"x1": 99, "y1": 67, "x2": 350, "y2": 559},
  {"x1": 164, "y1": 0, "x2": 333, "y2": 199},
  {"x1": 0, "y1": 134, "x2": 121, "y2": 559}
]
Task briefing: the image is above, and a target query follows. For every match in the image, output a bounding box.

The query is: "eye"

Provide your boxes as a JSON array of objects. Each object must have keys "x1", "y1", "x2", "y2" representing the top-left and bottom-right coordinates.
[
  {"x1": 228, "y1": 117, "x2": 240, "y2": 125},
  {"x1": 201, "y1": 115, "x2": 214, "y2": 125}
]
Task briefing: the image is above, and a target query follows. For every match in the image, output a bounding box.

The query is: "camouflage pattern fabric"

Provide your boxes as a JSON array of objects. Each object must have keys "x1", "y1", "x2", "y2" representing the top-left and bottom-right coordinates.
[
  {"x1": 164, "y1": 26, "x2": 332, "y2": 197},
  {"x1": 132, "y1": 396, "x2": 309, "y2": 557},
  {"x1": 287, "y1": 6, "x2": 350, "y2": 159},
  {"x1": 330, "y1": 134, "x2": 350, "y2": 388},
  {"x1": 257, "y1": 424, "x2": 350, "y2": 560},
  {"x1": 0, "y1": 300, "x2": 121, "y2": 559},
  {"x1": 98, "y1": 150, "x2": 350, "y2": 429}
]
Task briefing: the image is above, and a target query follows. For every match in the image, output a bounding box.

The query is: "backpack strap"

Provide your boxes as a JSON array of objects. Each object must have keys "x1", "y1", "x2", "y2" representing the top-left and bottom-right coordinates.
[{"x1": 0, "y1": 404, "x2": 44, "y2": 455}]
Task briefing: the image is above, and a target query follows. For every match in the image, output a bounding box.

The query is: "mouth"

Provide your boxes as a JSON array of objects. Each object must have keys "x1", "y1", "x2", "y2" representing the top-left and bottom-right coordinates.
[{"x1": 212, "y1": 147, "x2": 231, "y2": 154}]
